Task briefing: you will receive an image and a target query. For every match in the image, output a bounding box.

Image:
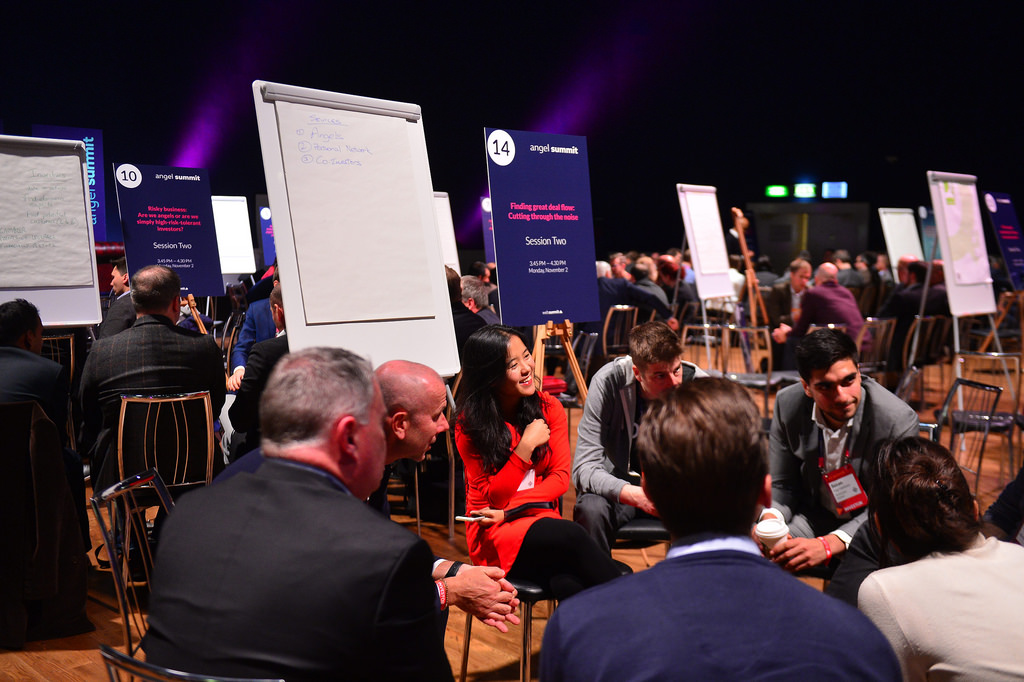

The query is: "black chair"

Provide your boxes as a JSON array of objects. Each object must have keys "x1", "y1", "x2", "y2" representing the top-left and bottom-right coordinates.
[
  {"x1": 99, "y1": 643, "x2": 284, "y2": 681},
  {"x1": 116, "y1": 391, "x2": 217, "y2": 499},
  {"x1": 934, "y1": 378, "x2": 1002, "y2": 495},
  {"x1": 91, "y1": 469, "x2": 174, "y2": 655},
  {"x1": 615, "y1": 517, "x2": 670, "y2": 567},
  {"x1": 460, "y1": 578, "x2": 551, "y2": 682}
]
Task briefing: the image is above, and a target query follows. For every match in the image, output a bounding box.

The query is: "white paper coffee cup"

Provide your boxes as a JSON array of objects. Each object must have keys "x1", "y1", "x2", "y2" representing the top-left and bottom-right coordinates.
[{"x1": 755, "y1": 518, "x2": 789, "y2": 549}]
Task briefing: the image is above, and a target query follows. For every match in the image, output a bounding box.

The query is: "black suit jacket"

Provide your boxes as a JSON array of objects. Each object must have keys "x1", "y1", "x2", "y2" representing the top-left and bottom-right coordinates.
[
  {"x1": 227, "y1": 333, "x2": 289, "y2": 459},
  {"x1": 79, "y1": 314, "x2": 225, "y2": 490},
  {"x1": 98, "y1": 293, "x2": 136, "y2": 339},
  {"x1": 143, "y1": 459, "x2": 453, "y2": 681},
  {"x1": 0, "y1": 347, "x2": 69, "y2": 444}
]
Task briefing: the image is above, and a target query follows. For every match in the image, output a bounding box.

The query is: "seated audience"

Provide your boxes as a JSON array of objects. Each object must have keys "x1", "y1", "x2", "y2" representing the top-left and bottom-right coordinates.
[
  {"x1": 98, "y1": 256, "x2": 135, "y2": 338},
  {"x1": 541, "y1": 378, "x2": 900, "y2": 681},
  {"x1": 858, "y1": 437, "x2": 1024, "y2": 680},
  {"x1": 573, "y1": 321, "x2": 704, "y2": 553},
  {"x1": 227, "y1": 284, "x2": 287, "y2": 460},
  {"x1": 460, "y1": 275, "x2": 500, "y2": 324},
  {"x1": 226, "y1": 268, "x2": 279, "y2": 391},
  {"x1": 877, "y1": 259, "x2": 949, "y2": 371},
  {"x1": 834, "y1": 249, "x2": 862, "y2": 287},
  {"x1": 772, "y1": 262, "x2": 865, "y2": 346},
  {"x1": 79, "y1": 265, "x2": 225, "y2": 491},
  {"x1": 764, "y1": 329, "x2": 917, "y2": 575},
  {"x1": 455, "y1": 326, "x2": 624, "y2": 600},
  {"x1": 144, "y1": 347, "x2": 453, "y2": 680},
  {"x1": 582, "y1": 261, "x2": 678, "y2": 334}
]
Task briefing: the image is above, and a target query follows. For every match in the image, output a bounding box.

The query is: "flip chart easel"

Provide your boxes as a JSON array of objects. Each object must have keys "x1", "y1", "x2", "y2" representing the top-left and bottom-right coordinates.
[
  {"x1": 253, "y1": 81, "x2": 459, "y2": 375},
  {"x1": 0, "y1": 134, "x2": 101, "y2": 326},
  {"x1": 677, "y1": 184, "x2": 737, "y2": 369}
]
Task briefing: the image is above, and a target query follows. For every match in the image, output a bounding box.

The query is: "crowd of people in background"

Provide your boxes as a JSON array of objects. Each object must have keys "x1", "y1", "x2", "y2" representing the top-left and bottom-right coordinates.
[{"x1": 4, "y1": 234, "x2": 1024, "y2": 680}]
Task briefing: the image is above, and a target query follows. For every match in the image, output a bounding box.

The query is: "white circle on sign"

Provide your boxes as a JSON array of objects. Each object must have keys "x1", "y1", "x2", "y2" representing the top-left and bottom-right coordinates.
[
  {"x1": 260, "y1": 207, "x2": 272, "y2": 220},
  {"x1": 481, "y1": 197, "x2": 492, "y2": 213},
  {"x1": 115, "y1": 163, "x2": 143, "y2": 189},
  {"x1": 985, "y1": 193, "x2": 998, "y2": 214},
  {"x1": 487, "y1": 130, "x2": 515, "y2": 166}
]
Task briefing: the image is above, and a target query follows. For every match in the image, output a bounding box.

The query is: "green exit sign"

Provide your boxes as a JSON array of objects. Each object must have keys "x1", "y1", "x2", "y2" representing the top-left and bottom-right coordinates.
[{"x1": 765, "y1": 185, "x2": 789, "y2": 197}]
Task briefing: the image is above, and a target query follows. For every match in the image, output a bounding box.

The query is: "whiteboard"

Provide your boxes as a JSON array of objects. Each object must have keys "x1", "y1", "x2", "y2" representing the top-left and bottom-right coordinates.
[
  {"x1": 927, "y1": 171, "x2": 996, "y2": 317},
  {"x1": 211, "y1": 195, "x2": 257, "y2": 276},
  {"x1": 434, "y1": 192, "x2": 460, "y2": 274},
  {"x1": 0, "y1": 134, "x2": 101, "y2": 326},
  {"x1": 878, "y1": 208, "x2": 925, "y2": 278},
  {"x1": 676, "y1": 184, "x2": 735, "y2": 300},
  {"x1": 253, "y1": 81, "x2": 459, "y2": 375}
]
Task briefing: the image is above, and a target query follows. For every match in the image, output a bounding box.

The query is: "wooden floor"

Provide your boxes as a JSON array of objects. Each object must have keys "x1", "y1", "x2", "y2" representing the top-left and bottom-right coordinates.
[{"x1": 3, "y1": 362, "x2": 1015, "y2": 681}]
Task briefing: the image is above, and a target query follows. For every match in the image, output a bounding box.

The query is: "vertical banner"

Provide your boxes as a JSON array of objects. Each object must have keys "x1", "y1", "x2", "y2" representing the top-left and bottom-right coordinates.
[
  {"x1": 986, "y1": 192, "x2": 1024, "y2": 291},
  {"x1": 32, "y1": 125, "x2": 106, "y2": 241},
  {"x1": 481, "y1": 196, "x2": 495, "y2": 263},
  {"x1": 113, "y1": 163, "x2": 223, "y2": 296},
  {"x1": 484, "y1": 128, "x2": 599, "y2": 326},
  {"x1": 258, "y1": 204, "x2": 276, "y2": 267},
  {"x1": 920, "y1": 207, "x2": 938, "y2": 261}
]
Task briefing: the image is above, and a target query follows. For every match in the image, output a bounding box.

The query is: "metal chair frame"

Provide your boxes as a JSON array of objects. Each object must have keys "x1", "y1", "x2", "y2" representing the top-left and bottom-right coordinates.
[
  {"x1": 460, "y1": 578, "x2": 552, "y2": 682},
  {"x1": 935, "y1": 377, "x2": 1002, "y2": 495},
  {"x1": 601, "y1": 305, "x2": 638, "y2": 359},
  {"x1": 117, "y1": 392, "x2": 216, "y2": 495},
  {"x1": 91, "y1": 469, "x2": 174, "y2": 655},
  {"x1": 99, "y1": 643, "x2": 284, "y2": 681}
]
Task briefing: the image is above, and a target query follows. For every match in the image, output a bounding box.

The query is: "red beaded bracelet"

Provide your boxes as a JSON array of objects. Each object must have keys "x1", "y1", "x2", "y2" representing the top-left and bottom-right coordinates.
[{"x1": 817, "y1": 536, "x2": 832, "y2": 564}]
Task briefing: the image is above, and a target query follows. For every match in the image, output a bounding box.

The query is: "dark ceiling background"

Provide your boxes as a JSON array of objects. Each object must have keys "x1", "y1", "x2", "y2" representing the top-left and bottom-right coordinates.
[{"x1": 4, "y1": 2, "x2": 1021, "y2": 257}]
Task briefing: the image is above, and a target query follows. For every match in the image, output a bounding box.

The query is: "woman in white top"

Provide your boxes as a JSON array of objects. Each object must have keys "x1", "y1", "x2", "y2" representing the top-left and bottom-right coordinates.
[{"x1": 858, "y1": 437, "x2": 1024, "y2": 680}]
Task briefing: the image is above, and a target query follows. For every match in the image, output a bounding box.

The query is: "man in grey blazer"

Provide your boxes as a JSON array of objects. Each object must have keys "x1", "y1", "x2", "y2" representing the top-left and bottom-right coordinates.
[
  {"x1": 572, "y1": 321, "x2": 705, "y2": 553},
  {"x1": 764, "y1": 328, "x2": 917, "y2": 574},
  {"x1": 79, "y1": 265, "x2": 225, "y2": 491}
]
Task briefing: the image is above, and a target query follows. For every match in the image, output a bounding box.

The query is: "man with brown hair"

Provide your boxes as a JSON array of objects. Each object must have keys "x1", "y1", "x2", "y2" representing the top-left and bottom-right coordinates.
[
  {"x1": 542, "y1": 379, "x2": 900, "y2": 681},
  {"x1": 572, "y1": 321, "x2": 704, "y2": 553}
]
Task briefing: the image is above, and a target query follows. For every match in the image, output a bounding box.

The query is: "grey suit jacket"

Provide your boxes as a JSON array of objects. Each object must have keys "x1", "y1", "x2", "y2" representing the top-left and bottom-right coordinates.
[
  {"x1": 79, "y1": 314, "x2": 225, "y2": 490},
  {"x1": 98, "y1": 293, "x2": 136, "y2": 339},
  {"x1": 572, "y1": 356, "x2": 705, "y2": 501},
  {"x1": 769, "y1": 376, "x2": 918, "y2": 539}
]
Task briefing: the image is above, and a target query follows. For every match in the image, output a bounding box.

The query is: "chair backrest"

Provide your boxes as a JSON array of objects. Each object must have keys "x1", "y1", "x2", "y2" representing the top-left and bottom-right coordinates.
[
  {"x1": 936, "y1": 377, "x2": 1002, "y2": 494},
  {"x1": 117, "y1": 392, "x2": 216, "y2": 494},
  {"x1": 681, "y1": 323, "x2": 724, "y2": 373},
  {"x1": 91, "y1": 470, "x2": 175, "y2": 655},
  {"x1": 99, "y1": 643, "x2": 284, "y2": 681},
  {"x1": 721, "y1": 326, "x2": 773, "y2": 377},
  {"x1": 857, "y1": 317, "x2": 896, "y2": 374},
  {"x1": 574, "y1": 332, "x2": 600, "y2": 380},
  {"x1": 902, "y1": 316, "x2": 938, "y2": 369},
  {"x1": 918, "y1": 422, "x2": 939, "y2": 443},
  {"x1": 895, "y1": 365, "x2": 923, "y2": 402},
  {"x1": 40, "y1": 332, "x2": 78, "y2": 449},
  {"x1": 601, "y1": 305, "x2": 638, "y2": 358},
  {"x1": 955, "y1": 352, "x2": 1021, "y2": 414}
]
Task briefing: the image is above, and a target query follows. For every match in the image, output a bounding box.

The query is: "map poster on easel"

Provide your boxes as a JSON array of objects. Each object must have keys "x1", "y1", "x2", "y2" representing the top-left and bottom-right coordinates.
[
  {"x1": 484, "y1": 128, "x2": 599, "y2": 327},
  {"x1": 985, "y1": 192, "x2": 1024, "y2": 291},
  {"x1": 927, "y1": 171, "x2": 996, "y2": 317}
]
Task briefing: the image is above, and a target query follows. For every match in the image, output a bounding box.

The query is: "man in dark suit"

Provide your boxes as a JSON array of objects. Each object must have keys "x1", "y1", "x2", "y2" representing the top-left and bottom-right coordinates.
[
  {"x1": 79, "y1": 265, "x2": 225, "y2": 491},
  {"x1": 447, "y1": 266, "x2": 485, "y2": 359},
  {"x1": 877, "y1": 259, "x2": 949, "y2": 371},
  {"x1": 764, "y1": 329, "x2": 917, "y2": 575},
  {"x1": 541, "y1": 378, "x2": 900, "y2": 681},
  {"x1": 0, "y1": 298, "x2": 89, "y2": 547},
  {"x1": 580, "y1": 261, "x2": 679, "y2": 334},
  {"x1": 97, "y1": 256, "x2": 135, "y2": 339},
  {"x1": 227, "y1": 285, "x2": 288, "y2": 461},
  {"x1": 144, "y1": 347, "x2": 453, "y2": 680}
]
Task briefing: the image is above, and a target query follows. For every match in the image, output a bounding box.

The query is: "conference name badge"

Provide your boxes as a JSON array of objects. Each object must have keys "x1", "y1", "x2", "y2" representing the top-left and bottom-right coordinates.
[{"x1": 822, "y1": 464, "x2": 868, "y2": 514}]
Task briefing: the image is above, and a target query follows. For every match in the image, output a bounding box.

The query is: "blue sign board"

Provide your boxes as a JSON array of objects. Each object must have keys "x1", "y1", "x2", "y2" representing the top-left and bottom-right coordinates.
[
  {"x1": 481, "y1": 196, "x2": 495, "y2": 263},
  {"x1": 113, "y1": 163, "x2": 223, "y2": 296},
  {"x1": 33, "y1": 125, "x2": 107, "y2": 241},
  {"x1": 986, "y1": 192, "x2": 1024, "y2": 291},
  {"x1": 483, "y1": 128, "x2": 600, "y2": 326},
  {"x1": 258, "y1": 204, "x2": 276, "y2": 267}
]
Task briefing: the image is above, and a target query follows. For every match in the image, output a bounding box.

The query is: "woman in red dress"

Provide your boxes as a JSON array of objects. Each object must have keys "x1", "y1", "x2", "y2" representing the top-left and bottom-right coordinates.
[{"x1": 455, "y1": 325, "x2": 623, "y2": 598}]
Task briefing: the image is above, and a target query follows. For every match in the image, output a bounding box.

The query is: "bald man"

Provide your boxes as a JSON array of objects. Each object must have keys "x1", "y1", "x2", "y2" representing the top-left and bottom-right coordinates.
[
  {"x1": 375, "y1": 360, "x2": 521, "y2": 633},
  {"x1": 772, "y1": 263, "x2": 864, "y2": 346}
]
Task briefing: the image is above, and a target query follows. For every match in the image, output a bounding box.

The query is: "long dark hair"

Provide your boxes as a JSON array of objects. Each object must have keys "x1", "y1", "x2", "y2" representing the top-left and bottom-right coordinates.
[
  {"x1": 867, "y1": 437, "x2": 981, "y2": 564},
  {"x1": 456, "y1": 325, "x2": 547, "y2": 474}
]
